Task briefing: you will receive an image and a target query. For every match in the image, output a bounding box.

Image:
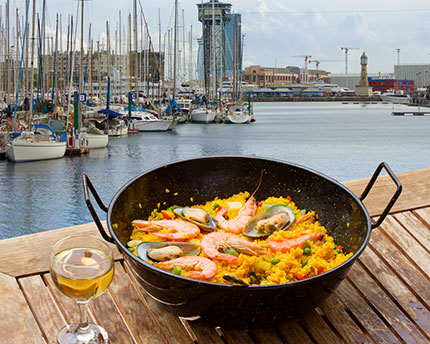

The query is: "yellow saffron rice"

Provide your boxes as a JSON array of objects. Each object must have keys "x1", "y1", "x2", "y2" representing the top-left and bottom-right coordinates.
[{"x1": 129, "y1": 193, "x2": 352, "y2": 285}]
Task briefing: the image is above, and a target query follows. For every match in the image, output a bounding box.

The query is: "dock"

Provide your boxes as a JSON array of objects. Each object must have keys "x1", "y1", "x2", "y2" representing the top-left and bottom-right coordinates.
[
  {"x1": 1, "y1": 169, "x2": 430, "y2": 343},
  {"x1": 392, "y1": 110, "x2": 430, "y2": 116}
]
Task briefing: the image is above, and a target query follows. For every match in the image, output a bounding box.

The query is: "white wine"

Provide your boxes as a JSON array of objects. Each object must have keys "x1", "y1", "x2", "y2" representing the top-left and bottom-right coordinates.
[{"x1": 51, "y1": 248, "x2": 114, "y2": 301}]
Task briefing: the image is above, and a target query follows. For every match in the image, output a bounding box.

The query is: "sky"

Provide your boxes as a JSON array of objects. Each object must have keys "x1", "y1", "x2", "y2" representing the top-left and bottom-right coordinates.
[{"x1": 6, "y1": 0, "x2": 430, "y2": 75}]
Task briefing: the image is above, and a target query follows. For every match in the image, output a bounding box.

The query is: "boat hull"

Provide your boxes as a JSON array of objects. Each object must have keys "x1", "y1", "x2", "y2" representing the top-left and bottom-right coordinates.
[
  {"x1": 190, "y1": 109, "x2": 216, "y2": 123},
  {"x1": 85, "y1": 134, "x2": 109, "y2": 149},
  {"x1": 6, "y1": 139, "x2": 66, "y2": 162},
  {"x1": 135, "y1": 119, "x2": 177, "y2": 132}
]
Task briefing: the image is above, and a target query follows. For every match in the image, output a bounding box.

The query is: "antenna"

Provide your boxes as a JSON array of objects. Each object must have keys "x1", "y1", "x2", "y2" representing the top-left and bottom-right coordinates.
[{"x1": 396, "y1": 48, "x2": 400, "y2": 65}]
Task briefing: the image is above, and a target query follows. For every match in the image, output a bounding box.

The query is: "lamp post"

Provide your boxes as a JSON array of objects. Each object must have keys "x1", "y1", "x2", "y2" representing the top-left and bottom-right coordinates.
[
  {"x1": 416, "y1": 72, "x2": 422, "y2": 90},
  {"x1": 425, "y1": 71, "x2": 428, "y2": 88}
]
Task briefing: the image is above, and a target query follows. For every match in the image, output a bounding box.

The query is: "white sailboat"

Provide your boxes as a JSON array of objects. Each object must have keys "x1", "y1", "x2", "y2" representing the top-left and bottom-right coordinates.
[
  {"x1": 190, "y1": 106, "x2": 216, "y2": 123},
  {"x1": 130, "y1": 112, "x2": 178, "y2": 132},
  {"x1": 6, "y1": 0, "x2": 66, "y2": 162},
  {"x1": 6, "y1": 126, "x2": 66, "y2": 162}
]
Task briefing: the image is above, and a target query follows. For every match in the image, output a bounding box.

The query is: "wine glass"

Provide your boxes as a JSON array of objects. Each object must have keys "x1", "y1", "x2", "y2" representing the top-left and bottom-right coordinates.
[{"x1": 50, "y1": 235, "x2": 115, "y2": 344}]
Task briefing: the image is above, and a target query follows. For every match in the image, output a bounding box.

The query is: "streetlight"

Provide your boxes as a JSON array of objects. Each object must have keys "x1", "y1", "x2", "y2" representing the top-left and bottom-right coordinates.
[
  {"x1": 425, "y1": 71, "x2": 429, "y2": 88},
  {"x1": 416, "y1": 72, "x2": 422, "y2": 90}
]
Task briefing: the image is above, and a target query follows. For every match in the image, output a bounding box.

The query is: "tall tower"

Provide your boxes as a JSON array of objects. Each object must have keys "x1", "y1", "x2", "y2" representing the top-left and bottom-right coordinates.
[
  {"x1": 197, "y1": 0, "x2": 232, "y2": 97},
  {"x1": 356, "y1": 52, "x2": 372, "y2": 96}
]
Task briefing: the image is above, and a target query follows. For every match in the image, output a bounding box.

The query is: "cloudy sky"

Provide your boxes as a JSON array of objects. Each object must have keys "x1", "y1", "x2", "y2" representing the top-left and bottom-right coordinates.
[{"x1": 10, "y1": 0, "x2": 430, "y2": 75}]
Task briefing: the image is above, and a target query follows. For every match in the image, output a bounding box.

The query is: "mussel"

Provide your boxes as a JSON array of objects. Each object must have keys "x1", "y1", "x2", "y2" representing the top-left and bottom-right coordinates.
[
  {"x1": 136, "y1": 241, "x2": 201, "y2": 262},
  {"x1": 173, "y1": 207, "x2": 218, "y2": 232},
  {"x1": 243, "y1": 204, "x2": 296, "y2": 238}
]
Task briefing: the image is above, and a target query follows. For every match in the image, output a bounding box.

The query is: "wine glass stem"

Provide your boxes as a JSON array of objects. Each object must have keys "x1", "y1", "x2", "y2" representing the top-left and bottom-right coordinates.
[{"x1": 77, "y1": 301, "x2": 90, "y2": 334}]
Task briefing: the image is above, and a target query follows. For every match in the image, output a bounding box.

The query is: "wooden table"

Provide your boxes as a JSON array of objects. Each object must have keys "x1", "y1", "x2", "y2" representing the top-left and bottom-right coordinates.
[{"x1": 1, "y1": 169, "x2": 430, "y2": 344}]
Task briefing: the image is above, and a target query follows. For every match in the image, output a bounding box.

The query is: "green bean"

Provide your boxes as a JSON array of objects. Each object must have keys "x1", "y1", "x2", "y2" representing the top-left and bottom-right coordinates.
[
  {"x1": 171, "y1": 266, "x2": 182, "y2": 275},
  {"x1": 223, "y1": 247, "x2": 239, "y2": 257}
]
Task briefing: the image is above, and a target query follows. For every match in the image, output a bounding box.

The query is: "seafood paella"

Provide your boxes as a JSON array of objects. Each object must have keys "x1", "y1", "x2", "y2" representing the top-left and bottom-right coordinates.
[{"x1": 128, "y1": 189, "x2": 353, "y2": 286}]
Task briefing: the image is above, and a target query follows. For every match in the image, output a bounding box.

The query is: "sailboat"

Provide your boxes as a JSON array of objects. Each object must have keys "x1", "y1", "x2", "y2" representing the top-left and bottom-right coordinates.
[{"x1": 6, "y1": 0, "x2": 66, "y2": 162}]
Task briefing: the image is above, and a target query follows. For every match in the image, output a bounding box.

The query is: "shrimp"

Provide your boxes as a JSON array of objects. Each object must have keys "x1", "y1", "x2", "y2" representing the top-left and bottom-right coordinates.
[
  {"x1": 201, "y1": 232, "x2": 267, "y2": 263},
  {"x1": 154, "y1": 256, "x2": 217, "y2": 281},
  {"x1": 214, "y1": 200, "x2": 257, "y2": 234},
  {"x1": 296, "y1": 213, "x2": 316, "y2": 224},
  {"x1": 132, "y1": 219, "x2": 200, "y2": 241},
  {"x1": 214, "y1": 170, "x2": 265, "y2": 234},
  {"x1": 267, "y1": 232, "x2": 325, "y2": 253}
]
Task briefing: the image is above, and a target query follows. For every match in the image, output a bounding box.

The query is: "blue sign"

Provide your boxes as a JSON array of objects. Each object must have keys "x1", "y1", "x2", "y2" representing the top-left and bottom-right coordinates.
[
  {"x1": 73, "y1": 93, "x2": 87, "y2": 103},
  {"x1": 128, "y1": 92, "x2": 137, "y2": 100}
]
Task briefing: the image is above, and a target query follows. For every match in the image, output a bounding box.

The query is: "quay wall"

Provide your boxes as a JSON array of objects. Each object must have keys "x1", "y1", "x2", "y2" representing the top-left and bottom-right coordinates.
[{"x1": 249, "y1": 96, "x2": 383, "y2": 102}]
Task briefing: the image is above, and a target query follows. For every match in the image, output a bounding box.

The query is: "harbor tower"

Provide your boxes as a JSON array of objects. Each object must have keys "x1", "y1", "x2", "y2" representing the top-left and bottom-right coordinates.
[
  {"x1": 197, "y1": 0, "x2": 236, "y2": 97},
  {"x1": 356, "y1": 52, "x2": 373, "y2": 96}
]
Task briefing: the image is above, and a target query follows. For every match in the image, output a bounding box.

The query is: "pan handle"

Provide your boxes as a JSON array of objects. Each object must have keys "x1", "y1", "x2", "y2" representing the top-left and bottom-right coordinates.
[
  {"x1": 82, "y1": 174, "x2": 114, "y2": 243},
  {"x1": 359, "y1": 162, "x2": 402, "y2": 230}
]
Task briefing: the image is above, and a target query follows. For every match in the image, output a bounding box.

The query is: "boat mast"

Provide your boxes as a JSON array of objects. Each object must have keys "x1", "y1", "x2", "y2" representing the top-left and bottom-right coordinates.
[
  {"x1": 6, "y1": 0, "x2": 10, "y2": 103},
  {"x1": 173, "y1": 0, "x2": 177, "y2": 98},
  {"x1": 211, "y1": 0, "x2": 216, "y2": 99},
  {"x1": 50, "y1": 13, "x2": 58, "y2": 110},
  {"x1": 133, "y1": 0, "x2": 138, "y2": 102}
]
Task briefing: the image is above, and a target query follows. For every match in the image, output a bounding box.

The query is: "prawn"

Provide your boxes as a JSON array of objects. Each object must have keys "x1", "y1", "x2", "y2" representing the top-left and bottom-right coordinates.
[
  {"x1": 267, "y1": 232, "x2": 325, "y2": 253},
  {"x1": 201, "y1": 232, "x2": 267, "y2": 263},
  {"x1": 214, "y1": 170, "x2": 265, "y2": 234},
  {"x1": 132, "y1": 219, "x2": 200, "y2": 241},
  {"x1": 296, "y1": 213, "x2": 316, "y2": 224},
  {"x1": 154, "y1": 256, "x2": 217, "y2": 281}
]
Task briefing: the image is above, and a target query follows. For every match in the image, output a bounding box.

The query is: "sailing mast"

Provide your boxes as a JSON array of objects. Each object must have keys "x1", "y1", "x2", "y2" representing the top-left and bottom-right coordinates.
[{"x1": 173, "y1": 0, "x2": 178, "y2": 98}]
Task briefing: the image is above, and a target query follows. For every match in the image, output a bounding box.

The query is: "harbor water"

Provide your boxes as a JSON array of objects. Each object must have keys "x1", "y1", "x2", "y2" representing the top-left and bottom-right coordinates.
[{"x1": 1, "y1": 101, "x2": 429, "y2": 239}]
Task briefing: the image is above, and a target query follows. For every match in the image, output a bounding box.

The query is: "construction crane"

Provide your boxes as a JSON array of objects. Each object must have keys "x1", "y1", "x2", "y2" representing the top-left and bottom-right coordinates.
[
  {"x1": 293, "y1": 55, "x2": 312, "y2": 82},
  {"x1": 340, "y1": 47, "x2": 360, "y2": 74}
]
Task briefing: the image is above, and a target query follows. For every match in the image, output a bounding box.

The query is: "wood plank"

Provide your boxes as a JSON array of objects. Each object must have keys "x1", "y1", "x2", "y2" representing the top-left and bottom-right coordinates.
[
  {"x1": 89, "y1": 284, "x2": 135, "y2": 343},
  {"x1": 219, "y1": 329, "x2": 254, "y2": 344},
  {"x1": 342, "y1": 168, "x2": 430, "y2": 217},
  {"x1": 19, "y1": 275, "x2": 67, "y2": 343},
  {"x1": 0, "y1": 221, "x2": 121, "y2": 277},
  {"x1": 414, "y1": 207, "x2": 430, "y2": 227},
  {"x1": 277, "y1": 321, "x2": 314, "y2": 344},
  {"x1": 185, "y1": 323, "x2": 224, "y2": 344},
  {"x1": 394, "y1": 212, "x2": 430, "y2": 251},
  {"x1": 124, "y1": 261, "x2": 195, "y2": 344},
  {"x1": 335, "y1": 279, "x2": 402, "y2": 344},
  {"x1": 359, "y1": 248, "x2": 430, "y2": 337},
  {"x1": 0, "y1": 272, "x2": 45, "y2": 344},
  {"x1": 298, "y1": 308, "x2": 343, "y2": 344},
  {"x1": 378, "y1": 216, "x2": 430, "y2": 278},
  {"x1": 348, "y1": 262, "x2": 429, "y2": 343},
  {"x1": 367, "y1": 228, "x2": 430, "y2": 309},
  {"x1": 316, "y1": 295, "x2": 372, "y2": 344},
  {"x1": 108, "y1": 262, "x2": 168, "y2": 344},
  {"x1": 250, "y1": 328, "x2": 284, "y2": 344}
]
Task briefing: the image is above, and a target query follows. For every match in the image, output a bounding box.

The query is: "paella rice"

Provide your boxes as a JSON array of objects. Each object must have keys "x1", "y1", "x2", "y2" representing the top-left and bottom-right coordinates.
[{"x1": 129, "y1": 193, "x2": 353, "y2": 286}]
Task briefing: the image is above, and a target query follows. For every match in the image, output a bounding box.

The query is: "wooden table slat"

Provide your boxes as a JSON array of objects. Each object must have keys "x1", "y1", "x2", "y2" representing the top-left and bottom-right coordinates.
[
  {"x1": 348, "y1": 262, "x2": 429, "y2": 343},
  {"x1": 379, "y1": 216, "x2": 430, "y2": 278},
  {"x1": 359, "y1": 248, "x2": 430, "y2": 337},
  {"x1": 19, "y1": 275, "x2": 67, "y2": 343},
  {"x1": 276, "y1": 320, "x2": 314, "y2": 344},
  {"x1": 298, "y1": 308, "x2": 343, "y2": 344},
  {"x1": 108, "y1": 262, "x2": 168, "y2": 344},
  {"x1": 218, "y1": 329, "x2": 254, "y2": 344},
  {"x1": 124, "y1": 262, "x2": 195, "y2": 344},
  {"x1": 316, "y1": 295, "x2": 372, "y2": 344},
  {"x1": 250, "y1": 328, "x2": 284, "y2": 344},
  {"x1": 394, "y1": 212, "x2": 430, "y2": 253},
  {"x1": 335, "y1": 279, "x2": 402, "y2": 344},
  {"x1": 0, "y1": 272, "x2": 45, "y2": 344}
]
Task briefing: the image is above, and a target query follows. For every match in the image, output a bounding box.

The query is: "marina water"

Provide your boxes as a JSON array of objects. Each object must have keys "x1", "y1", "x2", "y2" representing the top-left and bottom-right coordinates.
[{"x1": 1, "y1": 101, "x2": 429, "y2": 239}]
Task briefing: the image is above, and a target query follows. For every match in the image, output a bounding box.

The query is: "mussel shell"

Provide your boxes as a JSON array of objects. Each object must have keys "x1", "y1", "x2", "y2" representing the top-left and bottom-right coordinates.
[
  {"x1": 136, "y1": 241, "x2": 201, "y2": 262},
  {"x1": 243, "y1": 204, "x2": 296, "y2": 238},
  {"x1": 223, "y1": 274, "x2": 249, "y2": 286},
  {"x1": 173, "y1": 207, "x2": 218, "y2": 232}
]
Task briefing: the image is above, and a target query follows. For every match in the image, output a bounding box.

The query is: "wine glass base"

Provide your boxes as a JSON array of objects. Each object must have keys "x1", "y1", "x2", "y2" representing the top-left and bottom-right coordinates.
[{"x1": 57, "y1": 323, "x2": 108, "y2": 344}]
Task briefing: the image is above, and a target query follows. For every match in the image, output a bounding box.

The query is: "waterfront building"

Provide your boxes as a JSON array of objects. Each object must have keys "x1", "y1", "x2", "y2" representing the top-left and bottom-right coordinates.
[
  {"x1": 394, "y1": 64, "x2": 430, "y2": 89},
  {"x1": 368, "y1": 78, "x2": 414, "y2": 94}
]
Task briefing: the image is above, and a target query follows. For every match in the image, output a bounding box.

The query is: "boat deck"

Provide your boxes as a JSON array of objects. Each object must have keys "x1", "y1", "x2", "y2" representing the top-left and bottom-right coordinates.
[{"x1": 1, "y1": 168, "x2": 430, "y2": 343}]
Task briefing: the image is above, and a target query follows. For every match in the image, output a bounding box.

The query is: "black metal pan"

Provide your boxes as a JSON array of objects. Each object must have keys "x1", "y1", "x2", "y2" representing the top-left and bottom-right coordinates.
[{"x1": 83, "y1": 156, "x2": 401, "y2": 328}]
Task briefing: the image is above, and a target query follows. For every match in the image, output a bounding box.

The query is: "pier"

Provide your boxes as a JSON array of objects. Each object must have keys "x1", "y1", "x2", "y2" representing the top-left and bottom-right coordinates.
[
  {"x1": 392, "y1": 110, "x2": 430, "y2": 116},
  {"x1": 1, "y1": 169, "x2": 430, "y2": 343}
]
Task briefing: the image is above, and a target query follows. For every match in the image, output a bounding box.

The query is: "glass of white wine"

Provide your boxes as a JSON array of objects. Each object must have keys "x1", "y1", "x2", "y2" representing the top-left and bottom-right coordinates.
[{"x1": 50, "y1": 235, "x2": 115, "y2": 344}]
